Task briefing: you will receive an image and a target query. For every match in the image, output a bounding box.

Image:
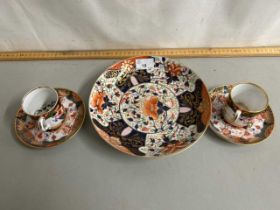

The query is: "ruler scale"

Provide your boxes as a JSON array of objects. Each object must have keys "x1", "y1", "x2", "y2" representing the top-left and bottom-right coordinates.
[{"x1": 0, "y1": 47, "x2": 280, "y2": 61}]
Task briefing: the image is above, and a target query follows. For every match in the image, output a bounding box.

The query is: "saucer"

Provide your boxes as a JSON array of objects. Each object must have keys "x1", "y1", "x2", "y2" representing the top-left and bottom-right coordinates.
[
  {"x1": 89, "y1": 56, "x2": 211, "y2": 157},
  {"x1": 209, "y1": 85, "x2": 274, "y2": 144},
  {"x1": 15, "y1": 88, "x2": 85, "y2": 148}
]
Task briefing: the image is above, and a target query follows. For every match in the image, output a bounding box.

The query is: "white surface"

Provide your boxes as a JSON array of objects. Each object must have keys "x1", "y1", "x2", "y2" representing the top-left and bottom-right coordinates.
[
  {"x1": 231, "y1": 83, "x2": 268, "y2": 111},
  {"x1": 0, "y1": 58, "x2": 279, "y2": 210},
  {"x1": 1, "y1": 0, "x2": 280, "y2": 51},
  {"x1": 22, "y1": 87, "x2": 57, "y2": 116}
]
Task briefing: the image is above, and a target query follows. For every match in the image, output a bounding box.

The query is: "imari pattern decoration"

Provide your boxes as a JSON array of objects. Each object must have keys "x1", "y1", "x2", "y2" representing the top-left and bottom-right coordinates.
[
  {"x1": 89, "y1": 56, "x2": 211, "y2": 157},
  {"x1": 15, "y1": 88, "x2": 85, "y2": 148},
  {"x1": 209, "y1": 85, "x2": 274, "y2": 144}
]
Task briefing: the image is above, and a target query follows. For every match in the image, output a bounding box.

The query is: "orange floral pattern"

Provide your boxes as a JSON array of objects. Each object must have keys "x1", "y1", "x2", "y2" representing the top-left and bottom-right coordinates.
[
  {"x1": 121, "y1": 60, "x2": 134, "y2": 72},
  {"x1": 162, "y1": 141, "x2": 189, "y2": 154},
  {"x1": 91, "y1": 92, "x2": 105, "y2": 113},
  {"x1": 120, "y1": 83, "x2": 179, "y2": 134},
  {"x1": 143, "y1": 96, "x2": 159, "y2": 120},
  {"x1": 167, "y1": 62, "x2": 182, "y2": 76}
]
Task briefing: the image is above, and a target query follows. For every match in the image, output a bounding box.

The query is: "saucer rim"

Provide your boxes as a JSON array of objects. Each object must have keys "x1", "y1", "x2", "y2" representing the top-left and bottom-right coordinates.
[
  {"x1": 14, "y1": 87, "x2": 86, "y2": 149},
  {"x1": 209, "y1": 85, "x2": 275, "y2": 145}
]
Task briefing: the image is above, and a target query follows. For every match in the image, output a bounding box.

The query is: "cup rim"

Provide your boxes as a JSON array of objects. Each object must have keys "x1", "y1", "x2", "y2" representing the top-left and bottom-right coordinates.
[
  {"x1": 229, "y1": 82, "x2": 269, "y2": 114},
  {"x1": 21, "y1": 86, "x2": 59, "y2": 117}
]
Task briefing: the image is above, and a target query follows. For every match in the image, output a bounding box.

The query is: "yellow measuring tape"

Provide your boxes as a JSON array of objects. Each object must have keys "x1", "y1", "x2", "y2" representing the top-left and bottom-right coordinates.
[{"x1": 0, "y1": 47, "x2": 280, "y2": 61}]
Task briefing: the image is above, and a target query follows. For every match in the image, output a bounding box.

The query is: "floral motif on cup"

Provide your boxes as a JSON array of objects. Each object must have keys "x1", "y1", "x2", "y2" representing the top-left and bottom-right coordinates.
[
  {"x1": 210, "y1": 86, "x2": 274, "y2": 144},
  {"x1": 120, "y1": 83, "x2": 179, "y2": 134}
]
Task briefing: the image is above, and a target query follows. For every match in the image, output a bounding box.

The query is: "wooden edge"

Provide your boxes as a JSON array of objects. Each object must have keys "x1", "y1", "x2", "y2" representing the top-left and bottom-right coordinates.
[{"x1": 0, "y1": 47, "x2": 280, "y2": 61}]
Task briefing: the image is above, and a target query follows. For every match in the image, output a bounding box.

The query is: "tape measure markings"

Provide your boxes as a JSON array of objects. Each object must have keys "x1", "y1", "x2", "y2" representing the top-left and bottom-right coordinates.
[{"x1": 0, "y1": 47, "x2": 280, "y2": 61}]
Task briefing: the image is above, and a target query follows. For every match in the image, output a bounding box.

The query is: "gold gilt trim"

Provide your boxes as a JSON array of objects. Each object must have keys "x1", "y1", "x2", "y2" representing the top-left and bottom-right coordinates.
[
  {"x1": 0, "y1": 47, "x2": 280, "y2": 61},
  {"x1": 229, "y1": 82, "x2": 269, "y2": 114}
]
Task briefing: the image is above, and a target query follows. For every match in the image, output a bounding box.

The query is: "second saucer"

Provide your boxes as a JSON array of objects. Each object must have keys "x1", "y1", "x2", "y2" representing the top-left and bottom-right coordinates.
[{"x1": 209, "y1": 84, "x2": 274, "y2": 144}]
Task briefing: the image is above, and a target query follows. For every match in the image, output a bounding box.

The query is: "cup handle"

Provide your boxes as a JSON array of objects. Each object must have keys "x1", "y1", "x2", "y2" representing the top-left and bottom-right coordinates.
[
  {"x1": 233, "y1": 110, "x2": 242, "y2": 124},
  {"x1": 38, "y1": 117, "x2": 50, "y2": 131}
]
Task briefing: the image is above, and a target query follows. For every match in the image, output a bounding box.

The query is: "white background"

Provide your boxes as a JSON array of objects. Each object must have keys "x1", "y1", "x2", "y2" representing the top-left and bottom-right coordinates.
[{"x1": 1, "y1": 0, "x2": 280, "y2": 51}]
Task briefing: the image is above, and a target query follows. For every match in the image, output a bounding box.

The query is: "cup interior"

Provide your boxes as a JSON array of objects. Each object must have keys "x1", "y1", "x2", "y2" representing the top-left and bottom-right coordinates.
[
  {"x1": 231, "y1": 83, "x2": 268, "y2": 112},
  {"x1": 22, "y1": 87, "x2": 58, "y2": 116}
]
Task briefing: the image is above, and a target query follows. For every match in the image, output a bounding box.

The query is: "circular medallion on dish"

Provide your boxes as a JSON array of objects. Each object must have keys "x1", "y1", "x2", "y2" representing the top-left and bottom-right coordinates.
[
  {"x1": 89, "y1": 56, "x2": 211, "y2": 157},
  {"x1": 120, "y1": 83, "x2": 179, "y2": 134}
]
